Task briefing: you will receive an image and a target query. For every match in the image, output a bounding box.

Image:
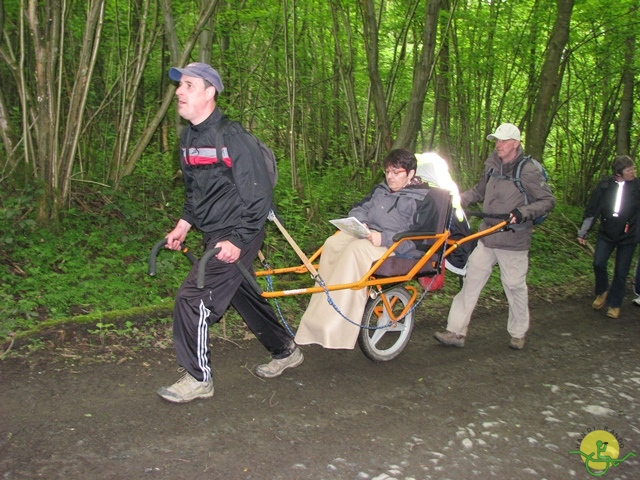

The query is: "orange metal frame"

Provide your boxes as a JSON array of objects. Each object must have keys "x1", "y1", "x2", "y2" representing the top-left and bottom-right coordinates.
[{"x1": 255, "y1": 220, "x2": 508, "y2": 300}]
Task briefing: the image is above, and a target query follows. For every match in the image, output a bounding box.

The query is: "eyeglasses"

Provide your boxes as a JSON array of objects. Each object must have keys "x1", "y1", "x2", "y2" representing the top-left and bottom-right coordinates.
[{"x1": 384, "y1": 168, "x2": 406, "y2": 177}]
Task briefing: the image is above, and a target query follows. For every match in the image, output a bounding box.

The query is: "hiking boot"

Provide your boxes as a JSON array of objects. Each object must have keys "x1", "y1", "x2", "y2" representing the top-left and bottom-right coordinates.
[
  {"x1": 632, "y1": 296, "x2": 640, "y2": 307},
  {"x1": 592, "y1": 292, "x2": 608, "y2": 310},
  {"x1": 606, "y1": 307, "x2": 620, "y2": 319},
  {"x1": 157, "y1": 370, "x2": 214, "y2": 404},
  {"x1": 509, "y1": 336, "x2": 525, "y2": 350},
  {"x1": 434, "y1": 331, "x2": 465, "y2": 347},
  {"x1": 254, "y1": 347, "x2": 304, "y2": 378}
]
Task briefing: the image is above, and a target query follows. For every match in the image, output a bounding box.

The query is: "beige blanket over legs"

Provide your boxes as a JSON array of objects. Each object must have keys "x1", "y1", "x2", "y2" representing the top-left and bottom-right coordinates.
[{"x1": 294, "y1": 232, "x2": 387, "y2": 349}]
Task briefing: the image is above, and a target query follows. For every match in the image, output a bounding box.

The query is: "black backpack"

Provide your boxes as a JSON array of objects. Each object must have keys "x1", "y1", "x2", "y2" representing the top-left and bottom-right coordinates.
[{"x1": 215, "y1": 116, "x2": 278, "y2": 187}]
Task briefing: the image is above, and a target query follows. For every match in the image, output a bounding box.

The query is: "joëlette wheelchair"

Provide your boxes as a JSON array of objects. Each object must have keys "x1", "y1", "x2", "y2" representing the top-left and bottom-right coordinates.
[{"x1": 149, "y1": 187, "x2": 509, "y2": 363}]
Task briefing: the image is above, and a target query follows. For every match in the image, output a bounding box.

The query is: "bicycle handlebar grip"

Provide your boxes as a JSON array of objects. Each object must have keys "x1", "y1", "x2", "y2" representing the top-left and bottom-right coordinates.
[
  {"x1": 148, "y1": 239, "x2": 168, "y2": 276},
  {"x1": 149, "y1": 239, "x2": 198, "y2": 276},
  {"x1": 197, "y1": 248, "x2": 220, "y2": 288}
]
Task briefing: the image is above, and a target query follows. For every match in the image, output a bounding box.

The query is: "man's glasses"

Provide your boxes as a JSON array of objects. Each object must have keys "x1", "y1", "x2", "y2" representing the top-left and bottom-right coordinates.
[{"x1": 385, "y1": 168, "x2": 406, "y2": 177}]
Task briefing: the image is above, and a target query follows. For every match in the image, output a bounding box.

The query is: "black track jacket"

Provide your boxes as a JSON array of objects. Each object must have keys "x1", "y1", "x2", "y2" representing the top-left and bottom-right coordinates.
[{"x1": 179, "y1": 108, "x2": 273, "y2": 249}]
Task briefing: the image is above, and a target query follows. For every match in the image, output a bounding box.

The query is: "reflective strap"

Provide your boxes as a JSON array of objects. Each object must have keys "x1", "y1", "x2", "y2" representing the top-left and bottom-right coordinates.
[{"x1": 613, "y1": 181, "x2": 624, "y2": 217}]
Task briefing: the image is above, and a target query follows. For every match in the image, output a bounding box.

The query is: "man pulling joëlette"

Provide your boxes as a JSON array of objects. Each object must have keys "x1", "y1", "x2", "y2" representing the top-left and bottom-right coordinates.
[{"x1": 158, "y1": 62, "x2": 302, "y2": 404}]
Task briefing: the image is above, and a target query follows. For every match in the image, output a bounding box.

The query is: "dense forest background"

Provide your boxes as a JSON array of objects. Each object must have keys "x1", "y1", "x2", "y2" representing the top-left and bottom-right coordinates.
[{"x1": 1, "y1": 0, "x2": 639, "y2": 342}]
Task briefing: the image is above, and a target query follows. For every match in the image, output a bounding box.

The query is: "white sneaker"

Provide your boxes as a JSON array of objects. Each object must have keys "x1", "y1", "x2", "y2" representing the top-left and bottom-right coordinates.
[
  {"x1": 254, "y1": 347, "x2": 304, "y2": 378},
  {"x1": 157, "y1": 370, "x2": 214, "y2": 403},
  {"x1": 509, "y1": 336, "x2": 525, "y2": 350},
  {"x1": 632, "y1": 296, "x2": 640, "y2": 307},
  {"x1": 434, "y1": 330, "x2": 465, "y2": 347}
]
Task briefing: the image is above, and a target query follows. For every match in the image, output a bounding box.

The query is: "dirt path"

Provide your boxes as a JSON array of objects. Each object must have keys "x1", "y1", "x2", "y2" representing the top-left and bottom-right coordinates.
[{"x1": 1, "y1": 292, "x2": 639, "y2": 479}]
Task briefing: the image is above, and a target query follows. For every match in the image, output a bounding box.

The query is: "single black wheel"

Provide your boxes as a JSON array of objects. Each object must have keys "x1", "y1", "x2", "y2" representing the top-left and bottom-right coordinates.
[{"x1": 357, "y1": 286, "x2": 415, "y2": 362}]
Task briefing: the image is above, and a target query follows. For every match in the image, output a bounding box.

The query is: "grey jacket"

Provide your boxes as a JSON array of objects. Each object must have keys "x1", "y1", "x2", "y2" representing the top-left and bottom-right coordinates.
[
  {"x1": 348, "y1": 181, "x2": 439, "y2": 256},
  {"x1": 462, "y1": 147, "x2": 555, "y2": 251}
]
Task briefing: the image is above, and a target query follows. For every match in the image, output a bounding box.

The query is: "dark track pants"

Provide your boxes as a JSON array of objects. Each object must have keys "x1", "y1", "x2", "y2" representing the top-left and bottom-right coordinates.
[
  {"x1": 172, "y1": 231, "x2": 293, "y2": 382},
  {"x1": 593, "y1": 237, "x2": 636, "y2": 308}
]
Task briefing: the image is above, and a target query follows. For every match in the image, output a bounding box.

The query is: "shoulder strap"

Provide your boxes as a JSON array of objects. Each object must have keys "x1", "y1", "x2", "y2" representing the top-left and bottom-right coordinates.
[
  {"x1": 215, "y1": 116, "x2": 250, "y2": 166},
  {"x1": 513, "y1": 155, "x2": 532, "y2": 199},
  {"x1": 486, "y1": 155, "x2": 531, "y2": 199},
  {"x1": 216, "y1": 115, "x2": 231, "y2": 157},
  {"x1": 215, "y1": 116, "x2": 231, "y2": 164}
]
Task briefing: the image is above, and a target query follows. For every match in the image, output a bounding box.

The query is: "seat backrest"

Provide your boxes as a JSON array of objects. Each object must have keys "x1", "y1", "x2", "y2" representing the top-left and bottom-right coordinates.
[
  {"x1": 373, "y1": 186, "x2": 452, "y2": 279},
  {"x1": 406, "y1": 186, "x2": 452, "y2": 257},
  {"x1": 424, "y1": 186, "x2": 453, "y2": 236}
]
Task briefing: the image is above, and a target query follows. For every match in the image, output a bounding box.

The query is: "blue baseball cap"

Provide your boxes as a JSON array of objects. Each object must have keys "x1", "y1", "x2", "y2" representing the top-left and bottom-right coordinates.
[{"x1": 168, "y1": 62, "x2": 224, "y2": 93}]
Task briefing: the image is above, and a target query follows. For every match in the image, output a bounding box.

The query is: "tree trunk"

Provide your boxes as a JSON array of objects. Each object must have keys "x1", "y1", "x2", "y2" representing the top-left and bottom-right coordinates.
[
  {"x1": 433, "y1": 0, "x2": 453, "y2": 160},
  {"x1": 57, "y1": 0, "x2": 106, "y2": 205},
  {"x1": 282, "y1": 0, "x2": 298, "y2": 189},
  {"x1": 394, "y1": 0, "x2": 440, "y2": 152},
  {"x1": 26, "y1": 0, "x2": 62, "y2": 222},
  {"x1": 199, "y1": 0, "x2": 214, "y2": 63},
  {"x1": 108, "y1": 0, "x2": 160, "y2": 185},
  {"x1": 360, "y1": 0, "x2": 391, "y2": 152},
  {"x1": 0, "y1": 84, "x2": 17, "y2": 178},
  {"x1": 330, "y1": 0, "x2": 365, "y2": 169},
  {"x1": 617, "y1": 35, "x2": 635, "y2": 156},
  {"x1": 528, "y1": 0, "x2": 574, "y2": 160}
]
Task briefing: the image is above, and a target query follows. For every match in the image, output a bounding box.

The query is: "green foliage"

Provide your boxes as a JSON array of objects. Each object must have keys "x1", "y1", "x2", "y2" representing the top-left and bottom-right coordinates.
[
  {"x1": 3, "y1": 0, "x2": 639, "y2": 216},
  {"x1": 0, "y1": 185, "x2": 42, "y2": 245},
  {"x1": 88, "y1": 320, "x2": 137, "y2": 342},
  {"x1": 527, "y1": 204, "x2": 594, "y2": 290},
  {"x1": 0, "y1": 177, "x2": 191, "y2": 340}
]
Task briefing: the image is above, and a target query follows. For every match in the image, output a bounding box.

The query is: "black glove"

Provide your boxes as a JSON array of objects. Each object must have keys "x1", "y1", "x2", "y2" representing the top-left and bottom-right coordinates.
[{"x1": 509, "y1": 209, "x2": 524, "y2": 224}]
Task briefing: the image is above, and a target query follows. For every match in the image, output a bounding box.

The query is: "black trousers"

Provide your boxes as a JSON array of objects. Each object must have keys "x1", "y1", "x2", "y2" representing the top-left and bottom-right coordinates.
[
  {"x1": 592, "y1": 237, "x2": 636, "y2": 308},
  {"x1": 172, "y1": 230, "x2": 293, "y2": 382}
]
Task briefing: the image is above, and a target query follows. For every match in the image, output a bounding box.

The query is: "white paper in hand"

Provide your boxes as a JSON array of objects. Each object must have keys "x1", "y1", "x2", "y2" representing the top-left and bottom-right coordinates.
[{"x1": 329, "y1": 217, "x2": 371, "y2": 239}]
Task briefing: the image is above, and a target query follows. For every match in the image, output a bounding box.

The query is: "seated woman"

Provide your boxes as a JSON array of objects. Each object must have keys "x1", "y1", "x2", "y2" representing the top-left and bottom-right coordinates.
[{"x1": 295, "y1": 148, "x2": 439, "y2": 349}]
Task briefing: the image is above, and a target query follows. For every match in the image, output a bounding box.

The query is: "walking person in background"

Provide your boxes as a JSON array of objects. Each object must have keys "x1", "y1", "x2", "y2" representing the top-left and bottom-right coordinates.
[
  {"x1": 157, "y1": 63, "x2": 302, "y2": 404},
  {"x1": 577, "y1": 155, "x2": 640, "y2": 318},
  {"x1": 434, "y1": 123, "x2": 555, "y2": 350}
]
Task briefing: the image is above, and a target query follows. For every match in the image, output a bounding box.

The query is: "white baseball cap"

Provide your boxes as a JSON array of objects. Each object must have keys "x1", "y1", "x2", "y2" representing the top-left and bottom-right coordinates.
[{"x1": 487, "y1": 123, "x2": 521, "y2": 141}]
